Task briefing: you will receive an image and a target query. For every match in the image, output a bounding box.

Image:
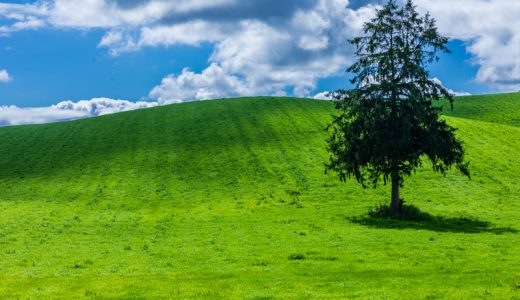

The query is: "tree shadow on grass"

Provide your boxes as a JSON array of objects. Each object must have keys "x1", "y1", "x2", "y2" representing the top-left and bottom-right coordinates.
[{"x1": 350, "y1": 214, "x2": 518, "y2": 234}]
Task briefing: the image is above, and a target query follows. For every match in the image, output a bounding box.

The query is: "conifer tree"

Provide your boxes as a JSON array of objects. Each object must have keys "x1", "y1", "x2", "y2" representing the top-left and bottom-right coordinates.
[{"x1": 326, "y1": 0, "x2": 470, "y2": 214}]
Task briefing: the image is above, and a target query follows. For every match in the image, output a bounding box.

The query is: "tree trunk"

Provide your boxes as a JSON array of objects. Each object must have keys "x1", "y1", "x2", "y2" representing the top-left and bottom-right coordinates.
[{"x1": 391, "y1": 174, "x2": 400, "y2": 214}]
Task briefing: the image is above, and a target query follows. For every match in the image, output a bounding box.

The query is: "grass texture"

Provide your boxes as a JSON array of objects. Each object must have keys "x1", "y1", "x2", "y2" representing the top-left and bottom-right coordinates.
[{"x1": 0, "y1": 94, "x2": 519, "y2": 299}]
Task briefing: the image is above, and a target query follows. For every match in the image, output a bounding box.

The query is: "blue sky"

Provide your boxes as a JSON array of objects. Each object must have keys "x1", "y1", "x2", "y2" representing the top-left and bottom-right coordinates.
[
  {"x1": 0, "y1": 28, "x2": 213, "y2": 106},
  {"x1": 0, "y1": 0, "x2": 518, "y2": 124}
]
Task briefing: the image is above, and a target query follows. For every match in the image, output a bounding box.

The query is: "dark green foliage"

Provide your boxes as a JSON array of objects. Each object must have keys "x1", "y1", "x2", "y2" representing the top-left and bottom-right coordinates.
[{"x1": 327, "y1": 0, "x2": 470, "y2": 212}]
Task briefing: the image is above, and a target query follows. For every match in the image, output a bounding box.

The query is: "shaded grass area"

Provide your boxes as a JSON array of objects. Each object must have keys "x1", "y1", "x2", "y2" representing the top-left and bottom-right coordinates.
[
  {"x1": 0, "y1": 96, "x2": 519, "y2": 298},
  {"x1": 360, "y1": 203, "x2": 518, "y2": 234},
  {"x1": 352, "y1": 214, "x2": 518, "y2": 234}
]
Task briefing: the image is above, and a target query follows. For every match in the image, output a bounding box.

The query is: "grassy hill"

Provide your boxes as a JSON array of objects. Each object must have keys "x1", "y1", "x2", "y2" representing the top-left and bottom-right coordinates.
[
  {"x1": 0, "y1": 94, "x2": 519, "y2": 299},
  {"x1": 440, "y1": 92, "x2": 520, "y2": 127}
]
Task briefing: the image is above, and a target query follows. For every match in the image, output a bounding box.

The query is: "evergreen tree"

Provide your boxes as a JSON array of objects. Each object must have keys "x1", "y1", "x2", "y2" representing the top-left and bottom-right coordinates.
[{"x1": 326, "y1": 0, "x2": 470, "y2": 214}]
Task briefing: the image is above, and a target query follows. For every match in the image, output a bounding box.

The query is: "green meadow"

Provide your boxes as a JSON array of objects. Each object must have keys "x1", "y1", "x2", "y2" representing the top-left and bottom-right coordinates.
[{"x1": 0, "y1": 94, "x2": 519, "y2": 299}]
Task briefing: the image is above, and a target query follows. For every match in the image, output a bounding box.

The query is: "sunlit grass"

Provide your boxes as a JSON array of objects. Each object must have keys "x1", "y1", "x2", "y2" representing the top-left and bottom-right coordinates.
[{"x1": 0, "y1": 95, "x2": 519, "y2": 298}]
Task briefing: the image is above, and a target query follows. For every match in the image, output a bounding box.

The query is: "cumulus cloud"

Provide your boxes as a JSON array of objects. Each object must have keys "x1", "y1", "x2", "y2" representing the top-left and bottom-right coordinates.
[
  {"x1": 1, "y1": 0, "x2": 517, "y2": 98},
  {"x1": 0, "y1": 69, "x2": 12, "y2": 82},
  {"x1": 413, "y1": 0, "x2": 520, "y2": 91},
  {"x1": 0, "y1": 0, "x2": 379, "y2": 101},
  {"x1": 149, "y1": 63, "x2": 257, "y2": 103},
  {"x1": 0, "y1": 98, "x2": 158, "y2": 126},
  {"x1": 147, "y1": 1, "x2": 378, "y2": 101}
]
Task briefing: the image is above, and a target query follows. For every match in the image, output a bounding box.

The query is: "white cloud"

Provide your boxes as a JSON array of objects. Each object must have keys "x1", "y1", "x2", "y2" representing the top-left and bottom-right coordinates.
[
  {"x1": 2, "y1": 0, "x2": 517, "y2": 97},
  {"x1": 0, "y1": 0, "x2": 236, "y2": 31},
  {"x1": 48, "y1": 0, "x2": 164, "y2": 28},
  {"x1": 0, "y1": 2, "x2": 49, "y2": 34},
  {"x1": 431, "y1": 77, "x2": 471, "y2": 97},
  {"x1": 414, "y1": 0, "x2": 520, "y2": 91},
  {"x1": 291, "y1": 8, "x2": 331, "y2": 51},
  {"x1": 138, "y1": 21, "x2": 227, "y2": 48},
  {"x1": 0, "y1": 97, "x2": 158, "y2": 126},
  {"x1": 0, "y1": 0, "x2": 379, "y2": 100},
  {"x1": 0, "y1": 2, "x2": 49, "y2": 19},
  {"x1": 0, "y1": 69, "x2": 12, "y2": 83},
  {"x1": 53, "y1": 97, "x2": 157, "y2": 115},
  {"x1": 149, "y1": 63, "x2": 257, "y2": 103},
  {"x1": 313, "y1": 91, "x2": 333, "y2": 100},
  {"x1": 451, "y1": 91, "x2": 472, "y2": 97},
  {"x1": 0, "y1": 16, "x2": 45, "y2": 34},
  {"x1": 148, "y1": 1, "x2": 378, "y2": 101},
  {"x1": 98, "y1": 31, "x2": 139, "y2": 55},
  {"x1": 167, "y1": 0, "x2": 235, "y2": 14},
  {"x1": 0, "y1": 105, "x2": 88, "y2": 126}
]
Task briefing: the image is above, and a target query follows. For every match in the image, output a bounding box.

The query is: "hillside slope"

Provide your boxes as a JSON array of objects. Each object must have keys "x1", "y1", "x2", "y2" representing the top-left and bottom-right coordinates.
[
  {"x1": 0, "y1": 96, "x2": 519, "y2": 299},
  {"x1": 440, "y1": 92, "x2": 520, "y2": 127}
]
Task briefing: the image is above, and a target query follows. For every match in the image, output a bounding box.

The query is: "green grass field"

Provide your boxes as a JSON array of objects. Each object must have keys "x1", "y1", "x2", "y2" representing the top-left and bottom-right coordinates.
[{"x1": 0, "y1": 93, "x2": 519, "y2": 299}]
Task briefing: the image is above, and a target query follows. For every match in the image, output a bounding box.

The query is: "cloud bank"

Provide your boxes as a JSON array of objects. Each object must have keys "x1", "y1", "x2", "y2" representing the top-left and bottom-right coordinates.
[
  {"x1": 0, "y1": 105, "x2": 87, "y2": 126},
  {"x1": 0, "y1": 98, "x2": 158, "y2": 126},
  {"x1": 138, "y1": 1, "x2": 378, "y2": 101},
  {"x1": 0, "y1": 0, "x2": 378, "y2": 101},
  {"x1": 2, "y1": 0, "x2": 517, "y2": 93}
]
